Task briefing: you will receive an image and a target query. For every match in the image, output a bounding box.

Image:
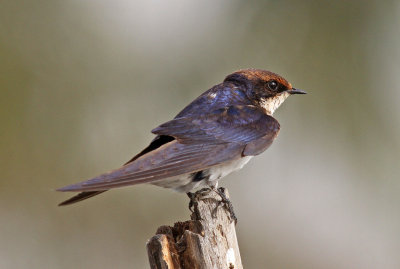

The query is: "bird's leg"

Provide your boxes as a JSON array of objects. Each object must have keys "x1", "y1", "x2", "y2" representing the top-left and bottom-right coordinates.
[
  {"x1": 213, "y1": 187, "x2": 237, "y2": 224},
  {"x1": 187, "y1": 188, "x2": 212, "y2": 221},
  {"x1": 186, "y1": 192, "x2": 199, "y2": 220}
]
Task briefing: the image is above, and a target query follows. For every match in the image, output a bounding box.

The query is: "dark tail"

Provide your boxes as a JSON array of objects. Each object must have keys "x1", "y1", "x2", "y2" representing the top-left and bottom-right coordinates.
[{"x1": 58, "y1": 191, "x2": 107, "y2": 206}]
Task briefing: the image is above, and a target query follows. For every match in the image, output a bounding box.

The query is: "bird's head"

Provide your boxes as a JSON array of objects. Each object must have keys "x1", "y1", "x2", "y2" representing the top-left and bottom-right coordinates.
[{"x1": 224, "y1": 69, "x2": 306, "y2": 115}]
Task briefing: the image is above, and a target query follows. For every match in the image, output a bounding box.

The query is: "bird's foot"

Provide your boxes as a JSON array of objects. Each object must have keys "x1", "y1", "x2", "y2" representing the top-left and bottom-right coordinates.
[
  {"x1": 187, "y1": 187, "x2": 237, "y2": 224},
  {"x1": 214, "y1": 187, "x2": 237, "y2": 224},
  {"x1": 187, "y1": 188, "x2": 212, "y2": 221}
]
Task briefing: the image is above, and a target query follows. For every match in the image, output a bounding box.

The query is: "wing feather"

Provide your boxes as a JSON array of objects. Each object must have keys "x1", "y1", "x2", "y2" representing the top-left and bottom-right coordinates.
[
  {"x1": 58, "y1": 141, "x2": 243, "y2": 191},
  {"x1": 58, "y1": 105, "x2": 279, "y2": 193},
  {"x1": 152, "y1": 105, "x2": 279, "y2": 144}
]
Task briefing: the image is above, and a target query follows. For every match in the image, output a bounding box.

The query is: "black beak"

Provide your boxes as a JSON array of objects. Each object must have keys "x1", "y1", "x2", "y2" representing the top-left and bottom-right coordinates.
[{"x1": 287, "y1": 88, "x2": 307, "y2": 95}]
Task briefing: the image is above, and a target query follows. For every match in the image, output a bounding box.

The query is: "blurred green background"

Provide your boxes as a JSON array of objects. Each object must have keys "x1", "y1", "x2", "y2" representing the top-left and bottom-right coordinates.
[{"x1": 1, "y1": 0, "x2": 400, "y2": 268}]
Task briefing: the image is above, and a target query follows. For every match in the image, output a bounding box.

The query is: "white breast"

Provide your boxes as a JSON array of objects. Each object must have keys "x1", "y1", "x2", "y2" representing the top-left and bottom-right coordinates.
[{"x1": 260, "y1": 92, "x2": 290, "y2": 115}]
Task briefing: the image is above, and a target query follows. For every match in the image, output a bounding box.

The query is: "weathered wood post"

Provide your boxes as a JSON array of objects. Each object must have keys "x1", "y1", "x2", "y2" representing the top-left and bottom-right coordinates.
[{"x1": 146, "y1": 188, "x2": 243, "y2": 269}]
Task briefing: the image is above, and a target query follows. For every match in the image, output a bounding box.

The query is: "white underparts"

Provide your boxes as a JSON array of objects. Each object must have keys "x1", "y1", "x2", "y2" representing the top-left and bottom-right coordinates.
[
  {"x1": 207, "y1": 156, "x2": 253, "y2": 182},
  {"x1": 260, "y1": 92, "x2": 290, "y2": 115},
  {"x1": 151, "y1": 156, "x2": 253, "y2": 192}
]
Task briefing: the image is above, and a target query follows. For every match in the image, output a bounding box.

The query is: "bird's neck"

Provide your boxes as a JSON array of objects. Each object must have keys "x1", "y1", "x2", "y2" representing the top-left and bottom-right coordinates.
[{"x1": 259, "y1": 92, "x2": 290, "y2": 115}]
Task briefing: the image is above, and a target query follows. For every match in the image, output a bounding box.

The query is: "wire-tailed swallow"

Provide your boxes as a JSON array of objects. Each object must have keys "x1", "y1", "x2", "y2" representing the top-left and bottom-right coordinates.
[{"x1": 58, "y1": 69, "x2": 306, "y2": 206}]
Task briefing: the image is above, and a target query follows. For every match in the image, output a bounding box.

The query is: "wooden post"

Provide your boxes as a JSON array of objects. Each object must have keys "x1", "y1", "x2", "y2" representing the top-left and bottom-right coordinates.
[{"x1": 146, "y1": 188, "x2": 243, "y2": 269}]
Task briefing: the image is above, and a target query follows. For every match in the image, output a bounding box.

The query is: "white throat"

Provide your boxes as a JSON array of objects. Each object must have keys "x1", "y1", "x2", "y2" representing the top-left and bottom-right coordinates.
[{"x1": 260, "y1": 92, "x2": 290, "y2": 115}]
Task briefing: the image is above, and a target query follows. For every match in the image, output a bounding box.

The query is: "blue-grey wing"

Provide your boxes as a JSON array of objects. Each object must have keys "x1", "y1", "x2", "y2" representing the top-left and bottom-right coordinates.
[
  {"x1": 58, "y1": 105, "x2": 279, "y2": 192},
  {"x1": 152, "y1": 105, "x2": 280, "y2": 146},
  {"x1": 57, "y1": 141, "x2": 244, "y2": 192}
]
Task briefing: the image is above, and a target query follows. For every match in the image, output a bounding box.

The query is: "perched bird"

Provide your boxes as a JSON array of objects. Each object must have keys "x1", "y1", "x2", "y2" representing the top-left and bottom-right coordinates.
[{"x1": 57, "y1": 69, "x2": 305, "y2": 206}]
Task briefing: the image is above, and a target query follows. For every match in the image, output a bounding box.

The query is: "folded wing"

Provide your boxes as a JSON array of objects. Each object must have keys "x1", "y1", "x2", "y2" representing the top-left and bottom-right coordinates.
[
  {"x1": 152, "y1": 105, "x2": 279, "y2": 144},
  {"x1": 58, "y1": 105, "x2": 279, "y2": 192}
]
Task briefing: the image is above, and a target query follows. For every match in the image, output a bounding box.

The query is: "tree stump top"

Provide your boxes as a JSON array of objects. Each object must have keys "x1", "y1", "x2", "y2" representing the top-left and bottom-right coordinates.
[{"x1": 147, "y1": 188, "x2": 243, "y2": 269}]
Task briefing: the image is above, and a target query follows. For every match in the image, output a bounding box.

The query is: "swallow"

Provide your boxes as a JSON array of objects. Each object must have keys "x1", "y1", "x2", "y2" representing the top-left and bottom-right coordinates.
[{"x1": 57, "y1": 69, "x2": 306, "y2": 206}]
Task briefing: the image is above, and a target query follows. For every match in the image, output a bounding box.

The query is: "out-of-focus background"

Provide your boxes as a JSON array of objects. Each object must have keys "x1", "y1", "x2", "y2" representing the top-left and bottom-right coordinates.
[{"x1": 1, "y1": 0, "x2": 400, "y2": 268}]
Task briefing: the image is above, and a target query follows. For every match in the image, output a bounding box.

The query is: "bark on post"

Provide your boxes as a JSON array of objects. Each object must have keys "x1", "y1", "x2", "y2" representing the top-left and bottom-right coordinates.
[{"x1": 146, "y1": 188, "x2": 243, "y2": 269}]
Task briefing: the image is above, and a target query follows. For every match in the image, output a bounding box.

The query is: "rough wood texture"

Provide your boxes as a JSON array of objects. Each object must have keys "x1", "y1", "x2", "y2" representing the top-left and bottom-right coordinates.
[{"x1": 147, "y1": 188, "x2": 242, "y2": 269}]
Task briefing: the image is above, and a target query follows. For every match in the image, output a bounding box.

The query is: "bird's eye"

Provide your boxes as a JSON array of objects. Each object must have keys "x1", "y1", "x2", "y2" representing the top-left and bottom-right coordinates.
[{"x1": 267, "y1": 80, "x2": 279, "y2": 91}]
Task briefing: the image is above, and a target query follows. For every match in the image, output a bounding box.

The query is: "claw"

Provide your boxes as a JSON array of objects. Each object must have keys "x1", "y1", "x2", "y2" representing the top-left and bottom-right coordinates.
[
  {"x1": 188, "y1": 187, "x2": 237, "y2": 224},
  {"x1": 215, "y1": 187, "x2": 237, "y2": 224},
  {"x1": 187, "y1": 191, "x2": 203, "y2": 221}
]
